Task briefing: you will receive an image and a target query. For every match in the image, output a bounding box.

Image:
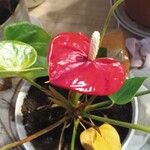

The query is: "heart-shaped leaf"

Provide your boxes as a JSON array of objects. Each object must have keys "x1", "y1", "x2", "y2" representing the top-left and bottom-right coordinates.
[
  {"x1": 0, "y1": 41, "x2": 37, "y2": 77},
  {"x1": 4, "y1": 22, "x2": 50, "y2": 79},
  {"x1": 80, "y1": 124, "x2": 121, "y2": 150},
  {"x1": 109, "y1": 77, "x2": 146, "y2": 104},
  {"x1": 4, "y1": 21, "x2": 51, "y2": 57},
  {"x1": 23, "y1": 56, "x2": 48, "y2": 79},
  {"x1": 48, "y1": 32, "x2": 126, "y2": 95}
]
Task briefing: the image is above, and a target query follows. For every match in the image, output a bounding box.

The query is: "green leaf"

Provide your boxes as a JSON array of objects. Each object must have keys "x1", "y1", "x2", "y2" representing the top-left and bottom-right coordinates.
[
  {"x1": 109, "y1": 77, "x2": 146, "y2": 105},
  {"x1": 4, "y1": 21, "x2": 51, "y2": 57},
  {"x1": 96, "y1": 47, "x2": 107, "y2": 58},
  {"x1": 23, "y1": 56, "x2": 48, "y2": 79},
  {"x1": 0, "y1": 41, "x2": 37, "y2": 73}
]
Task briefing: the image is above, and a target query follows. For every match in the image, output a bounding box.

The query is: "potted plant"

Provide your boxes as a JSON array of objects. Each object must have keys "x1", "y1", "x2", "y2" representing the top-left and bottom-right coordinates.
[{"x1": 0, "y1": 0, "x2": 150, "y2": 150}]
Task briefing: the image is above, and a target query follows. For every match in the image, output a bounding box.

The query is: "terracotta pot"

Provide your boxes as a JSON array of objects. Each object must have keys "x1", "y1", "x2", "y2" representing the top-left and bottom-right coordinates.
[{"x1": 125, "y1": 0, "x2": 150, "y2": 27}]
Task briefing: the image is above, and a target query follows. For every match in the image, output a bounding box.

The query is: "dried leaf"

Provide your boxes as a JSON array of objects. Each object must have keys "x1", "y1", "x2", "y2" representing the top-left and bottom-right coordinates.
[{"x1": 80, "y1": 124, "x2": 121, "y2": 150}]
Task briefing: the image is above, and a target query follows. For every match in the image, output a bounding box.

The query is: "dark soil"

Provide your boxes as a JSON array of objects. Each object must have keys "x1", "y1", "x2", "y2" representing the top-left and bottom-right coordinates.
[
  {"x1": 22, "y1": 77, "x2": 132, "y2": 150},
  {"x1": 0, "y1": 0, "x2": 19, "y2": 25}
]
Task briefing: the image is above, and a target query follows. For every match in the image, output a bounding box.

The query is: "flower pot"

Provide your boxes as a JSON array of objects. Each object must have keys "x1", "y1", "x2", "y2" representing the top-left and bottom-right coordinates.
[
  {"x1": 15, "y1": 77, "x2": 138, "y2": 150},
  {"x1": 25, "y1": 0, "x2": 45, "y2": 8},
  {"x1": 125, "y1": 0, "x2": 150, "y2": 27},
  {"x1": 0, "y1": 0, "x2": 30, "y2": 39}
]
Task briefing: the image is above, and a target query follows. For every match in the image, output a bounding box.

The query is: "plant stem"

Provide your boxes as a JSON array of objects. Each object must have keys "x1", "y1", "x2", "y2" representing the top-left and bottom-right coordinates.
[
  {"x1": 99, "y1": 102, "x2": 114, "y2": 110},
  {"x1": 0, "y1": 117, "x2": 68, "y2": 150},
  {"x1": 100, "y1": 0, "x2": 124, "y2": 46},
  {"x1": 81, "y1": 112, "x2": 150, "y2": 133},
  {"x1": 21, "y1": 76, "x2": 72, "y2": 109},
  {"x1": 71, "y1": 119, "x2": 80, "y2": 150},
  {"x1": 87, "y1": 96, "x2": 97, "y2": 105},
  {"x1": 58, "y1": 121, "x2": 67, "y2": 150},
  {"x1": 23, "y1": 76, "x2": 50, "y2": 95},
  {"x1": 68, "y1": 91, "x2": 82, "y2": 106},
  {"x1": 85, "y1": 100, "x2": 112, "y2": 112},
  {"x1": 135, "y1": 89, "x2": 150, "y2": 97}
]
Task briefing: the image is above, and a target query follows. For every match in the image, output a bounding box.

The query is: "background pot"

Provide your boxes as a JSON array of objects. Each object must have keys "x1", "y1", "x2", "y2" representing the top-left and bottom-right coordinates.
[
  {"x1": 25, "y1": 0, "x2": 45, "y2": 8},
  {"x1": 15, "y1": 81, "x2": 138, "y2": 150},
  {"x1": 0, "y1": 0, "x2": 30, "y2": 39},
  {"x1": 125, "y1": 0, "x2": 150, "y2": 27}
]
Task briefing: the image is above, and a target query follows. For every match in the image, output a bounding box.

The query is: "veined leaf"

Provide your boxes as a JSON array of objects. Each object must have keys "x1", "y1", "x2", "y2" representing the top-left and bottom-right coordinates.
[
  {"x1": 4, "y1": 22, "x2": 50, "y2": 79},
  {"x1": 4, "y1": 21, "x2": 51, "y2": 57},
  {"x1": 109, "y1": 77, "x2": 147, "y2": 104},
  {"x1": 80, "y1": 124, "x2": 121, "y2": 150},
  {"x1": 0, "y1": 41, "x2": 37, "y2": 72},
  {"x1": 22, "y1": 56, "x2": 48, "y2": 79}
]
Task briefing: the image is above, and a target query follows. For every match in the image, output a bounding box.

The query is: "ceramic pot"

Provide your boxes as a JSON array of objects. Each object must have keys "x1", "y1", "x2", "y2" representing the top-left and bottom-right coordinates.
[
  {"x1": 0, "y1": 0, "x2": 30, "y2": 39},
  {"x1": 15, "y1": 80, "x2": 138, "y2": 150},
  {"x1": 25, "y1": 0, "x2": 45, "y2": 8},
  {"x1": 125, "y1": 0, "x2": 150, "y2": 27}
]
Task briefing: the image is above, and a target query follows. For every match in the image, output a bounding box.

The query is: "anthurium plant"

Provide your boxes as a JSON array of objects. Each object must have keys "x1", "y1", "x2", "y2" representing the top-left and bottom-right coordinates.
[{"x1": 1, "y1": 0, "x2": 150, "y2": 150}]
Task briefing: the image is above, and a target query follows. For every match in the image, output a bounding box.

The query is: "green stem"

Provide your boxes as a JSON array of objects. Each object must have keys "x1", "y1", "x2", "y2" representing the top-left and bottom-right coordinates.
[
  {"x1": 71, "y1": 119, "x2": 80, "y2": 150},
  {"x1": 85, "y1": 100, "x2": 112, "y2": 112},
  {"x1": 87, "y1": 96, "x2": 97, "y2": 105},
  {"x1": 58, "y1": 122, "x2": 67, "y2": 150},
  {"x1": 21, "y1": 76, "x2": 72, "y2": 109},
  {"x1": 99, "y1": 102, "x2": 114, "y2": 110},
  {"x1": 135, "y1": 89, "x2": 150, "y2": 97},
  {"x1": 81, "y1": 112, "x2": 150, "y2": 133},
  {"x1": 0, "y1": 67, "x2": 45, "y2": 74},
  {"x1": 49, "y1": 86, "x2": 74, "y2": 108},
  {"x1": 68, "y1": 91, "x2": 82, "y2": 106},
  {"x1": 100, "y1": 0, "x2": 124, "y2": 45},
  {"x1": 0, "y1": 117, "x2": 68, "y2": 150}
]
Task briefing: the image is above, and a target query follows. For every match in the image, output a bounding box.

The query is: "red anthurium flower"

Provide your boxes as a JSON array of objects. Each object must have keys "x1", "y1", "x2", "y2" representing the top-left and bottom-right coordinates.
[{"x1": 48, "y1": 32, "x2": 126, "y2": 95}]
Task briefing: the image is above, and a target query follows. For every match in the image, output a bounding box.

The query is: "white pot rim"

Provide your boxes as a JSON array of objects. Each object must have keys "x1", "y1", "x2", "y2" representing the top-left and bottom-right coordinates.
[{"x1": 15, "y1": 80, "x2": 139, "y2": 150}]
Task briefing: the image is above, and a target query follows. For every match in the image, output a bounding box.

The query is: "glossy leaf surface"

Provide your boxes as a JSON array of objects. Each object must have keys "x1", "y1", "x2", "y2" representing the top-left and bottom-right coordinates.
[
  {"x1": 80, "y1": 124, "x2": 121, "y2": 150},
  {"x1": 4, "y1": 22, "x2": 51, "y2": 57},
  {"x1": 4, "y1": 22, "x2": 49, "y2": 79},
  {"x1": 109, "y1": 77, "x2": 146, "y2": 104},
  {"x1": 23, "y1": 56, "x2": 48, "y2": 79},
  {"x1": 48, "y1": 32, "x2": 126, "y2": 95},
  {"x1": 0, "y1": 41, "x2": 37, "y2": 71},
  {"x1": 0, "y1": 41, "x2": 37, "y2": 78}
]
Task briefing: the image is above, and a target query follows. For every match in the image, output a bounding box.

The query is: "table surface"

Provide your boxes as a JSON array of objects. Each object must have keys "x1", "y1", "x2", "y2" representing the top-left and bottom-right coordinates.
[{"x1": 1, "y1": 0, "x2": 149, "y2": 150}]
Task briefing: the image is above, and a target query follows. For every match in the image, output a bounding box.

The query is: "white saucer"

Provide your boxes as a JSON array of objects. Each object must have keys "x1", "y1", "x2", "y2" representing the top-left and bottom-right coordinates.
[{"x1": 110, "y1": 0, "x2": 150, "y2": 38}]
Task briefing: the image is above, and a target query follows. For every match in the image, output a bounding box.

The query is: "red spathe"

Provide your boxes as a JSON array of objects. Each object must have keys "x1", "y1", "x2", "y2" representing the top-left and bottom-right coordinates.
[{"x1": 48, "y1": 32, "x2": 126, "y2": 96}]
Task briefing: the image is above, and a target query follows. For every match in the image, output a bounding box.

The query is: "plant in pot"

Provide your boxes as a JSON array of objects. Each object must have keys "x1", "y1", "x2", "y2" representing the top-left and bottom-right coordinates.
[
  {"x1": 0, "y1": 1, "x2": 150, "y2": 150},
  {"x1": 0, "y1": 0, "x2": 29, "y2": 90}
]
